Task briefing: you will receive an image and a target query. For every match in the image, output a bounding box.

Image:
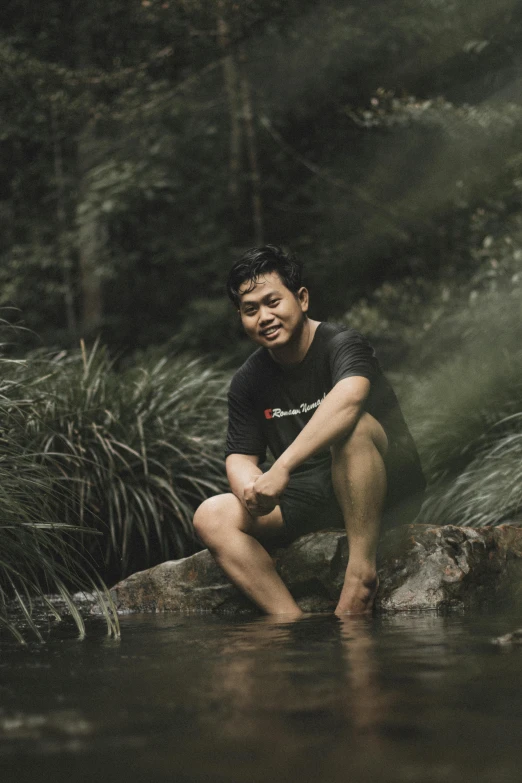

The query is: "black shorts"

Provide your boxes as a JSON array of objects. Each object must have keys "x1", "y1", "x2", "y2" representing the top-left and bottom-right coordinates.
[{"x1": 279, "y1": 458, "x2": 425, "y2": 543}]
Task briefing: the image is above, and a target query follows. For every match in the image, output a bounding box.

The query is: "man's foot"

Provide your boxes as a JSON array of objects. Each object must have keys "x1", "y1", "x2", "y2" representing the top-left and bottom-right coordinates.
[
  {"x1": 334, "y1": 570, "x2": 379, "y2": 615},
  {"x1": 257, "y1": 608, "x2": 322, "y2": 624},
  {"x1": 266, "y1": 608, "x2": 304, "y2": 621}
]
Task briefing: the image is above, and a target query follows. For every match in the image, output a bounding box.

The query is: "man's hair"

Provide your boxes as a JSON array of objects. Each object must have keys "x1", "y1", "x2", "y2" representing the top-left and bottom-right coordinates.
[{"x1": 226, "y1": 245, "x2": 304, "y2": 307}]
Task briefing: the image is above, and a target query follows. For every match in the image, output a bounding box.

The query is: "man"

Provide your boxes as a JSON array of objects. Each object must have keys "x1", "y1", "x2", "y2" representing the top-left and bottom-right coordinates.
[{"x1": 194, "y1": 245, "x2": 425, "y2": 616}]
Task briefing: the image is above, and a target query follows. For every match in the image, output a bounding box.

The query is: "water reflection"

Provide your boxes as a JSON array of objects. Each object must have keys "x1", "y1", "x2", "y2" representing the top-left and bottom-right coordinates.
[
  {"x1": 192, "y1": 612, "x2": 474, "y2": 783},
  {"x1": 1, "y1": 610, "x2": 522, "y2": 783},
  {"x1": 201, "y1": 614, "x2": 394, "y2": 745},
  {"x1": 338, "y1": 617, "x2": 392, "y2": 735}
]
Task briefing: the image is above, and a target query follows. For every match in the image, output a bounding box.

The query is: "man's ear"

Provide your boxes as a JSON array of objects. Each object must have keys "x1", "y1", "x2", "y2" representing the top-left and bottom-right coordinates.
[{"x1": 297, "y1": 286, "x2": 309, "y2": 313}]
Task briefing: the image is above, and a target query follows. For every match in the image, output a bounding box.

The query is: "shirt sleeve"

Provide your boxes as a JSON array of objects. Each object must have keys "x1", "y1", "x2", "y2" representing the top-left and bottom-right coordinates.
[
  {"x1": 328, "y1": 328, "x2": 378, "y2": 387},
  {"x1": 225, "y1": 370, "x2": 267, "y2": 462}
]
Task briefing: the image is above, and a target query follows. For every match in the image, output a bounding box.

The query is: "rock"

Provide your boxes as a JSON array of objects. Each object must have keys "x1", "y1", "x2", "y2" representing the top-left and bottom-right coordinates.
[
  {"x1": 109, "y1": 548, "x2": 254, "y2": 615},
  {"x1": 377, "y1": 523, "x2": 522, "y2": 611},
  {"x1": 109, "y1": 524, "x2": 522, "y2": 615},
  {"x1": 492, "y1": 629, "x2": 522, "y2": 645}
]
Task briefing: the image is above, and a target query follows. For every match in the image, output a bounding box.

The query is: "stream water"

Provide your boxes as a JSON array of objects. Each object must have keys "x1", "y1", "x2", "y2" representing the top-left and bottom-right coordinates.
[{"x1": 1, "y1": 608, "x2": 522, "y2": 783}]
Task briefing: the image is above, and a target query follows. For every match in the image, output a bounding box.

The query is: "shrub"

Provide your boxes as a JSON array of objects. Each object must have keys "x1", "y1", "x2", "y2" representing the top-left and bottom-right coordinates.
[
  {"x1": 419, "y1": 415, "x2": 522, "y2": 527},
  {"x1": 0, "y1": 357, "x2": 119, "y2": 644},
  {"x1": 343, "y1": 203, "x2": 522, "y2": 529},
  {"x1": 398, "y1": 290, "x2": 522, "y2": 527},
  {"x1": 2, "y1": 342, "x2": 230, "y2": 579}
]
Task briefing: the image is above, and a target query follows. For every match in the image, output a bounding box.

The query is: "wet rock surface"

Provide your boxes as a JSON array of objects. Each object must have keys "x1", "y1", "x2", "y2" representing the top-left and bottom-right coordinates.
[
  {"x1": 110, "y1": 524, "x2": 522, "y2": 615},
  {"x1": 376, "y1": 524, "x2": 522, "y2": 611},
  {"x1": 492, "y1": 628, "x2": 522, "y2": 645}
]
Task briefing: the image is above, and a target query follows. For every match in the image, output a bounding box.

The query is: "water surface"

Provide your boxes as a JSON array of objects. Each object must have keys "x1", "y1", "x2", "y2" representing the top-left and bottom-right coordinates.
[{"x1": 1, "y1": 609, "x2": 522, "y2": 783}]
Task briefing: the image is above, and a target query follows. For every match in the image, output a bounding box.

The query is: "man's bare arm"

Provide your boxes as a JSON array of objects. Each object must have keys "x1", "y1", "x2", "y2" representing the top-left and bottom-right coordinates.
[
  {"x1": 226, "y1": 453, "x2": 263, "y2": 504},
  {"x1": 279, "y1": 375, "x2": 370, "y2": 471},
  {"x1": 246, "y1": 376, "x2": 370, "y2": 513}
]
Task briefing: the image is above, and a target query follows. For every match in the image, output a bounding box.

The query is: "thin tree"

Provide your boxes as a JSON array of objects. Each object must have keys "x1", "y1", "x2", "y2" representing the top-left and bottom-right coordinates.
[
  {"x1": 217, "y1": 6, "x2": 241, "y2": 206},
  {"x1": 239, "y1": 46, "x2": 264, "y2": 245}
]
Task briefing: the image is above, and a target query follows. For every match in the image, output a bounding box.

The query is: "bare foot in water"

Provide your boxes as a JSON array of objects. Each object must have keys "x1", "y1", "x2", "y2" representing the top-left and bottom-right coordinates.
[{"x1": 334, "y1": 569, "x2": 379, "y2": 616}]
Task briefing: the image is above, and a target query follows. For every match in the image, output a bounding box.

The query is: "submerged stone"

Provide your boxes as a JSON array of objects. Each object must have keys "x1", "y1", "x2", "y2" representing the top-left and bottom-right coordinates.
[
  {"x1": 110, "y1": 524, "x2": 522, "y2": 615},
  {"x1": 492, "y1": 629, "x2": 522, "y2": 645}
]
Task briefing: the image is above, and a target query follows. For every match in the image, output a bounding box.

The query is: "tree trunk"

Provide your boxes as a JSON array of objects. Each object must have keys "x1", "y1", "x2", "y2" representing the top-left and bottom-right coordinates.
[
  {"x1": 217, "y1": 10, "x2": 241, "y2": 205},
  {"x1": 51, "y1": 105, "x2": 77, "y2": 339},
  {"x1": 239, "y1": 47, "x2": 264, "y2": 246},
  {"x1": 76, "y1": 131, "x2": 105, "y2": 336},
  {"x1": 76, "y1": 11, "x2": 105, "y2": 337}
]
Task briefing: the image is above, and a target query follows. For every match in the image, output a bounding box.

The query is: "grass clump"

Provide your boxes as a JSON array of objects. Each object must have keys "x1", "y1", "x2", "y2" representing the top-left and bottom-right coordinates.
[
  {"x1": 420, "y1": 414, "x2": 522, "y2": 527},
  {"x1": 0, "y1": 339, "x2": 231, "y2": 641},
  {"x1": 394, "y1": 290, "x2": 522, "y2": 528},
  {"x1": 2, "y1": 341, "x2": 230, "y2": 580},
  {"x1": 344, "y1": 209, "x2": 522, "y2": 530},
  {"x1": 0, "y1": 357, "x2": 119, "y2": 644}
]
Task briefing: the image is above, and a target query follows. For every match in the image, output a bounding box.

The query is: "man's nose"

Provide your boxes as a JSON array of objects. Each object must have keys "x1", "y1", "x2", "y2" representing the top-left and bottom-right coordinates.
[{"x1": 259, "y1": 306, "x2": 274, "y2": 325}]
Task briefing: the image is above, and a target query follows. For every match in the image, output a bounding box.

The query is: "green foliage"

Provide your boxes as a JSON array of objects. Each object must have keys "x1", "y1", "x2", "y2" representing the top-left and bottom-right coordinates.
[
  {"x1": 396, "y1": 290, "x2": 522, "y2": 527},
  {"x1": 344, "y1": 199, "x2": 522, "y2": 364},
  {"x1": 342, "y1": 199, "x2": 522, "y2": 528},
  {"x1": 2, "y1": 341, "x2": 230, "y2": 578},
  {"x1": 2, "y1": 0, "x2": 522, "y2": 344},
  {"x1": 0, "y1": 336, "x2": 231, "y2": 640},
  {"x1": 1, "y1": 0, "x2": 522, "y2": 564},
  {"x1": 403, "y1": 294, "x2": 522, "y2": 485},
  {"x1": 420, "y1": 416, "x2": 522, "y2": 527},
  {"x1": 173, "y1": 297, "x2": 250, "y2": 361},
  {"x1": 0, "y1": 244, "x2": 72, "y2": 340},
  {"x1": 0, "y1": 354, "x2": 119, "y2": 644}
]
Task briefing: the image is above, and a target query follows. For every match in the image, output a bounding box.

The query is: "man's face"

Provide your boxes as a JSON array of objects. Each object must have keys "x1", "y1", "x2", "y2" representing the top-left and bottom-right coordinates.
[{"x1": 238, "y1": 271, "x2": 309, "y2": 349}]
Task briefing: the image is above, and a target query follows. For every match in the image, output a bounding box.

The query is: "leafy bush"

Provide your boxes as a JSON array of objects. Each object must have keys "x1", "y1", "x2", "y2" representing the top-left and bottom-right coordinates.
[
  {"x1": 401, "y1": 291, "x2": 522, "y2": 471},
  {"x1": 343, "y1": 205, "x2": 522, "y2": 529},
  {"x1": 395, "y1": 288, "x2": 522, "y2": 527},
  {"x1": 2, "y1": 342, "x2": 230, "y2": 579},
  {"x1": 1, "y1": 339, "x2": 232, "y2": 641},
  {"x1": 343, "y1": 197, "x2": 522, "y2": 366},
  {"x1": 420, "y1": 415, "x2": 522, "y2": 527},
  {"x1": 0, "y1": 357, "x2": 119, "y2": 644}
]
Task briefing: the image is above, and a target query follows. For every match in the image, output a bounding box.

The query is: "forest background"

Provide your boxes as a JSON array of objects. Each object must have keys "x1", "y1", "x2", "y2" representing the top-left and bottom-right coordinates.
[{"x1": 1, "y1": 0, "x2": 522, "y2": 640}]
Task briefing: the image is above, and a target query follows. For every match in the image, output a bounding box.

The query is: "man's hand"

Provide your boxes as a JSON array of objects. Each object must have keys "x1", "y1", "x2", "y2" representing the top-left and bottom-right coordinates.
[{"x1": 243, "y1": 463, "x2": 290, "y2": 517}]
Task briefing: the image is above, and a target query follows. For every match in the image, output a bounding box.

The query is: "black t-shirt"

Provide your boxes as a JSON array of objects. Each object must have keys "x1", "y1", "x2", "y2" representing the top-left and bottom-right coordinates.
[{"x1": 225, "y1": 322, "x2": 425, "y2": 497}]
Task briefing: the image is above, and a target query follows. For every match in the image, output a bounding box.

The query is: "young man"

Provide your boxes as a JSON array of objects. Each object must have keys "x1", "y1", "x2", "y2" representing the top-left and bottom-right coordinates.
[{"x1": 194, "y1": 245, "x2": 425, "y2": 616}]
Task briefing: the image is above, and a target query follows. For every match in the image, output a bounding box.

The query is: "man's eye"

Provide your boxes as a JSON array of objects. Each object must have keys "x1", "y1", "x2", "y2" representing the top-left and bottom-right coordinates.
[
  {"x1": 244, "y1": 309, "x2": 255, "y2": 316},
  {"x1": 269, "y1": 299, "x2": 280, "y2": 306}
]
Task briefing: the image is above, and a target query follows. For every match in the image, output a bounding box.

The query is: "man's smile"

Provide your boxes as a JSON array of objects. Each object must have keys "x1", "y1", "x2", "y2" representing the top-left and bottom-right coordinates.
[{"x1": 260, "y1": 325, "x2": 281, "y2": 339}]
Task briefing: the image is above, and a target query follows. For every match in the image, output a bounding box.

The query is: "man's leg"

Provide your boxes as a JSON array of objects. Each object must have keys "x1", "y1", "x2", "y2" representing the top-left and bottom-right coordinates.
[
  {"x1": 193, "y1": 493, "x2": 302, "y2": 616},
  {"x1": 331, "y1": 412, "x2": 388, "y2": 615}
]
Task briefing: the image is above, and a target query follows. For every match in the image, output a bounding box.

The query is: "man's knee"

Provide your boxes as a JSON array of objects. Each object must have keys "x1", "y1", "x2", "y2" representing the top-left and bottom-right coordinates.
[
  {"x1": 193, "y1": 493, "x2": 243, "y2": 545},
  {"x1": 331, "y1": 412, "x2": 388, "y2": 461}
]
